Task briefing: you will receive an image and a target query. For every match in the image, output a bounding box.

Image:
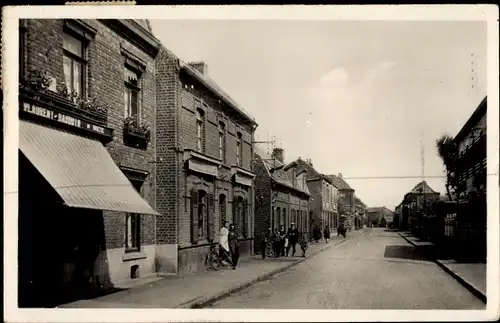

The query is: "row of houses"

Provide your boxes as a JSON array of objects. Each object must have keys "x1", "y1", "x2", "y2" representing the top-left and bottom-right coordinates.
[
  {"x1": 253, "y1": 148, "x2": 368, "y2": 251},
  {"x1": 17, "y1": 18, "x2": 369, "y2": 308},
  {"x1": 393, "y1": 97, "x2": 487, "y2": 262}
]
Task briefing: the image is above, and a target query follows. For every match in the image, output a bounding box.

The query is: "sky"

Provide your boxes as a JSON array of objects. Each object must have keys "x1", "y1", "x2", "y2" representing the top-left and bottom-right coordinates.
[{"x1": 150, "y1": 20, "x2": 487, "y2": 210}]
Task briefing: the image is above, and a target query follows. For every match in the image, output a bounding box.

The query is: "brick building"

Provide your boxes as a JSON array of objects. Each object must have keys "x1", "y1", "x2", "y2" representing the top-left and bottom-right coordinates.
[
  {"x1": 328, "y1": 173, "x2": 356, "y2": 231},
  {"x1": 293, "y1": 158, "x2": 337, "y2": 240},
  {"x1": 253, "y1": 148, "x2": 311, "y2": 252},
  {"x1": 18, "y1": 19, "x2": 160, "y2": 307},
  {"x1": 354, "y1": 196, "x2": 367, "y2": 229},
  {"x1": 155, "y1": 53, "x2": 258, "y2": 274}
]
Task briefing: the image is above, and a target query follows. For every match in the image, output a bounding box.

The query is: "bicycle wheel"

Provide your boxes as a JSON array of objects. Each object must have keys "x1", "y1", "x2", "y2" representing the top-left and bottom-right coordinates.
[{"x1": 208, "y1": 253, "x2": 220, "y2": 271}]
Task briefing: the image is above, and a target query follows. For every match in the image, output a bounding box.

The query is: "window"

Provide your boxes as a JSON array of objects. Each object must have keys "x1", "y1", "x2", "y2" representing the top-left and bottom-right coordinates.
[
  {"x1": 219, "y1": 122, "x2": 226, "y2": 163},
  {"x1": 196, "y1": 109, "x2": 205, "y2": 153},
  {"x1": 63, "y1": 32, "x2": 86, "y2": 98},
  {"x1": 219, "y1": 194, "x2": 226, "y2": 229},
  {"x1": 276, "y1": 207, "x2": 281, "y2": 231},
  {"x1": 236, "y1": 132, "x2": 243, "y2": 166},
  {"x1": 282, "y1": 208, "x2": 287, "y2": 227},
  {"x1": 126, "y1": 179, "x2": 143, "y2": 252},
  {"x1": 197, "y1": 190, "x2": 207, "y2": 239},
  {"x1": 124, "y1": 67, "x2": 141, "y2": 123}
]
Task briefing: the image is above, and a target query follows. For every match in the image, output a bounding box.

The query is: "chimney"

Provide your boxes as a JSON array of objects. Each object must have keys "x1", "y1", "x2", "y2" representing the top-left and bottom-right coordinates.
[
  {"x1": 307, "y1": 158, "x2": 313, "y2": 167},
  {"x1": 272, "y1": 148, "x2": 284, "y2": 163},
  {"x1": 338, "y1": 173, "x2": 343, "y2": 178},
  {"x1": 188, "y1": 61, "x2": 208, "y2": 76}
]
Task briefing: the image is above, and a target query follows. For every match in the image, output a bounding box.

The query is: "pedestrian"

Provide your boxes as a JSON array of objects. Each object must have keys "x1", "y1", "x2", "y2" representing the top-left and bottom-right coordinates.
[
  {"x1": 228, "y1": 223, "x2": 240, "y2": 269},
  {"x1": 219, "y1": 221, "x2": 232, "y2": 267},
  {"x1": 313, "y1": 225, "x2": 321, "y2": 243},
  {"x1": 286, "y1": 222, "x2": 299, "y2": 257},
  {"x1": 261, "y1": 228, "x2": 271, "y2": 259},
  {"x1": 272, "y1": 228, "x2": 281, "y2": 258},
  {"x1": 279, "y1": 225, "x2": 287, "y2": 256},
  {"x1": 299, "y1": 233, "x2": 308, "y2": 257},
  {"x1": 323, "y1": 225, "x2": 330, "y2": 243}
]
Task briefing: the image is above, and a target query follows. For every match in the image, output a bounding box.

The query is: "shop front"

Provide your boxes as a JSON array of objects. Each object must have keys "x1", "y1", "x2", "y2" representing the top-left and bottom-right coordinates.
[{"x1": 18, "y1": 89, "x2": 159, "y2": 307}]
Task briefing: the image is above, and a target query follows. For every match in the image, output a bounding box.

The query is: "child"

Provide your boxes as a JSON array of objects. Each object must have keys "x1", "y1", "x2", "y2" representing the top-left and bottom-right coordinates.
[{"x1": 299, "y1": 234, "x2": 309, "y2": 257}]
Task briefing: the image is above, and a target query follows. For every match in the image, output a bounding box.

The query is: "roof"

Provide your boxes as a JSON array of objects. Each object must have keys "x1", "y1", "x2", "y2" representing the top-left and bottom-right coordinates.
[
  {"x1": 454, "y1": 96, "x2": 487, "y2": 143},
  {"x1": 327, "y1": 174, "x2": 353, "y2": 190},
  {"x1": 354, "y1": 196, "x2": 366, "y2": 207},
  {"x1": 367, "y1": 206, "x2": 395, "y2": 215},
  {"x1": 255, "y1": 148, "x2": 310, "y2": 196},
  {"x1": 132, "y1": 19, "x2": 153, "y2": 34},
  {"x1": 409, "y1": 181, "x2": 439, "y2": 195},
  {"x1": 179, "y1": 60, "x2": 257, "y2": 126}
]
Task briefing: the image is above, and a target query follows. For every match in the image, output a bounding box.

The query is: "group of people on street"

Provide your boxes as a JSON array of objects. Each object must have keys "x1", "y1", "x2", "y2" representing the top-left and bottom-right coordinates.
[
  {"x1": 268, "y1": 222, "x2": 308, "y2": 258},
  {"x1": 218, "y1": 221, "x2": 241, "y2": 270},
  {"x1": 313, "y1": 225, "x2": 332, "y2": 243}
]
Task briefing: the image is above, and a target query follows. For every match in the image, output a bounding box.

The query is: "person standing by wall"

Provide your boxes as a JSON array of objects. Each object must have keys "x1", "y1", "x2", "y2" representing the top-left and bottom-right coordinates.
[
  {"x1": 228, "y1": 223, "x2": 240, "y2": 269},
  {"x1": 279, "y1": 225, "x2": 287, "y2": 256},
  {"x1": 286, "y1": 222, "x2": 299, "y2": 257}
]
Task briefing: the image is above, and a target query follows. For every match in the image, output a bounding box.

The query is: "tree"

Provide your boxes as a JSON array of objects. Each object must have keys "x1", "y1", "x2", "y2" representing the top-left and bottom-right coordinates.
[{"x1": 436, "y1": 134, "x2": 464, "y2": 201}]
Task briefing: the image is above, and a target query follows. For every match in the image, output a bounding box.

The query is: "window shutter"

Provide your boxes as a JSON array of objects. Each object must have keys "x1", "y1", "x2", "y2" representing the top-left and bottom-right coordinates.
[
  {"x1": 207, "y1": 193, "x2": 215, "y2": 241},
  {"x1": 190, "y1": 189, "x2": 199, "y2": 243},
  {"x1": 242, "y1": 198, "x2": 248, "y2": 238}
]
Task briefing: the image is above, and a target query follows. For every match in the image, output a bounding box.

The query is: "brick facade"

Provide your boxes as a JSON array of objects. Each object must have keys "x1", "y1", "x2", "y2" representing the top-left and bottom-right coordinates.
[
  {"x1": 253, "y1": 153, "x2": 311, "y2": 252},
  {"x1": 19, "y1": 19, "x2": 161, "y2": 305},
  {"x1": 155, "y1": 55, "x2": 257, "y2": 274}
]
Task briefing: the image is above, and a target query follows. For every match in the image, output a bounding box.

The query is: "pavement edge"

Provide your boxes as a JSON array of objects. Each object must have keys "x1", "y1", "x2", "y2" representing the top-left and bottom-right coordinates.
[
  {"x1": 398, "y1": 232, "x2": 487, "y2": 304},
  {"x1": 184, "y1": 237, "x2": 352, "y2": 309}
]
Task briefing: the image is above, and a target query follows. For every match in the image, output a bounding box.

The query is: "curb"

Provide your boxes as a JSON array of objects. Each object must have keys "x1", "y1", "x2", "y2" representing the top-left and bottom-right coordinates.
[
  {"x1": 184, "y1": 236, "x2": 352, "y2": 309},
  {"x1": 398, "y1": 232, "x2": 486, "y2": 304}
]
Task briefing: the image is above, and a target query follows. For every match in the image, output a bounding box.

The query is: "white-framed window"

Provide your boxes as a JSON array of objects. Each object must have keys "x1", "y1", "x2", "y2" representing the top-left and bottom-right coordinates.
[
  {"x1": 124, "y1": 67, "x2": 141, "y2": 123},
  {"x1": 196, "y1": 109, "x2": 205, "y2": 153},
  {"x1": 63, "y1": 32, "x2": 87, "y2": 98}
]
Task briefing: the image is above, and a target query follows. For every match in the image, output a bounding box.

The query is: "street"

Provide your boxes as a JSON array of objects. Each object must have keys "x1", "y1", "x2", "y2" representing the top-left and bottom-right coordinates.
[{"x1": 207, "y1": 228, "x2": 485, "y2": 309}]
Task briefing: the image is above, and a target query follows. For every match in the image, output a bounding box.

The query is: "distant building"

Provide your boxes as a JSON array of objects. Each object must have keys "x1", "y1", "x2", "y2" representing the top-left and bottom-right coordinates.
[
  {"x1": 452, "y1": 96, "x2": 487, "y2": 261},
  {"x1": 403, "y1": 181, "x2": 440, "y2": 233},
  {"x1": 367, "y1": 207, "x2": 395, "y2": 228},
  {"x1": 253, "y1": 148, "x2": 311, "y2": 252},
  {"x1": 354, "y1": 196, "x2": 367, "y2": 229},
  {"x1": 328, "y1": 174, "x2": 356, "y2": 231},
  {"x1": 292, "y1": 159, "x2": 337, "y2": 239}
]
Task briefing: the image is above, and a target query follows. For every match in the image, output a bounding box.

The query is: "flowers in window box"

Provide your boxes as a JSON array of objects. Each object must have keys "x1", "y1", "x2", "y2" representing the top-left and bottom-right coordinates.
[
  {"x1": 56, "y1": 83, "x2": 108, "y2": 116},
  {"x1": 22, "y1": 70, "x2": 52, "y2": 92},
  {"x1": 124, "y1": 114, "x2": 151, "y2": 141}
]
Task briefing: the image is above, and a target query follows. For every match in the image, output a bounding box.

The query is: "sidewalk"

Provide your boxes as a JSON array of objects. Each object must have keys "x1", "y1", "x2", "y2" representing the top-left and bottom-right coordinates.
[
  {"x1": 59, "y1": 230, "x2": 364, "y2": 309},
  {"x1": 398, "y1": 231, "x2": 486, "y2": 303}
]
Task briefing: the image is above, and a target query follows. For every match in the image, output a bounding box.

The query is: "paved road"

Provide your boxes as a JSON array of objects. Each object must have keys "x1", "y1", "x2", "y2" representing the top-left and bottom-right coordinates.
[{"x1": 208, "y1": 228, "x2": 485, "y2": 309}]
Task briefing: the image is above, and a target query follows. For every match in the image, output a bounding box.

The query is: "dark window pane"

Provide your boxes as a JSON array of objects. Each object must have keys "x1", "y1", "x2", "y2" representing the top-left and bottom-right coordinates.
[
  {"x1": 63, "y1": 33, "x2": 83, "y2": 57},
  {"x1": 131, "y1": 89, "x2": 138, "y2": 116}
]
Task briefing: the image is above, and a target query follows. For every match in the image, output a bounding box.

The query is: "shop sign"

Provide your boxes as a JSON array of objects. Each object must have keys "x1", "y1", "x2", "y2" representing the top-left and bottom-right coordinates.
[
  {"x1": 235, "y1": 174, "x2": 253, "y2": 187},
  {"x1": 188, "y1": 159, "x2": 218, "y2": 177},
  {"x1": 21, "y1": 102, "x2": 111, "y2": 136}
]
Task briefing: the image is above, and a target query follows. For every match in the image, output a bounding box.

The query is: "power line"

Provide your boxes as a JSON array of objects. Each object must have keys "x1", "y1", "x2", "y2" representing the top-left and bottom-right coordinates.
[{"x1": 339, "y1": 174, "x2": 497, "y2": 180}]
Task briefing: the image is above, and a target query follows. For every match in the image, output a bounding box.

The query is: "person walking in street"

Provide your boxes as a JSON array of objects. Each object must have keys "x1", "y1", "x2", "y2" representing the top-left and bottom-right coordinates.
[
  {"x1": 313, "y1": 225, "x2": 321, "y2": 243},
  {"x1": 286, "y1": 222, "x2": 299, "y2": 257},
  {"x1": 279, "y1": 225, "x2": 287, "y2": 256},
  {"x1": 228, "y1": 223, "x2": 240, "y2": 269},
  {"x1": 219, "y1": 221, "x2": 232, "y2": 267},
  {"x1": 299, "y1": 233, "x2": 309, "y2": 257},
  {"x1": 272, "y1": 228, "x2": 281, "y2": 258},
  {"x1": 324, "y1": 225, "x2": 330, "y2": 243}
]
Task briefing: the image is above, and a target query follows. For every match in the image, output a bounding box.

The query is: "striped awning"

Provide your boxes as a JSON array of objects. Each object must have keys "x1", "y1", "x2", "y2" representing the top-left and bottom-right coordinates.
[{"x1": 19, "y1": 120, "x2": 159, "y2": 215}]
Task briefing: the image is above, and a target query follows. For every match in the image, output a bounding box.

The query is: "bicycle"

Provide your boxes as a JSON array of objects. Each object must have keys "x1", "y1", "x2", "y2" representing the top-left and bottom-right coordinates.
[{"x1": 204, "y1": 241, "x2": 221, "y2": 271}]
